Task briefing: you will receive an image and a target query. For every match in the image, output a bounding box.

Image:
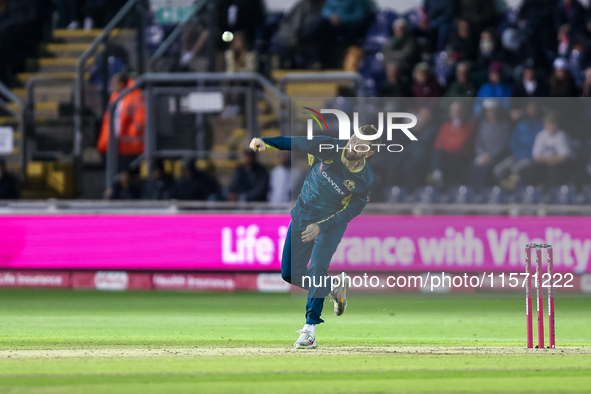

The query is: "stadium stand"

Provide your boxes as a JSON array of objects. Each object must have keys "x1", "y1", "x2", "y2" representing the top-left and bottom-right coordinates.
[{"x1": 1, "y1": 0, "x2": 591, "y2": 206}]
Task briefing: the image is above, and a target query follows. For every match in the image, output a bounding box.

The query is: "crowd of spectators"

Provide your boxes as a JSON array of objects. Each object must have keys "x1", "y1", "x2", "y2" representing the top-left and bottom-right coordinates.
[
  {"x1": 261, "y1": 0, "x2": 591, "y2": 201},
  {"x1": 106, "y1": 150, "x2": 303, "y2": 203},
  {"x1": 105, "y1": 0, "x2": 591, "y2": 203}
]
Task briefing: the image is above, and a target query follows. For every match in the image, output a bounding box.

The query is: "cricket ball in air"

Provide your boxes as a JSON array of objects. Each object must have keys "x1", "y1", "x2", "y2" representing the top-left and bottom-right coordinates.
[{"x1": 222, "y1": 31, "x2": 234, "y2": 42}]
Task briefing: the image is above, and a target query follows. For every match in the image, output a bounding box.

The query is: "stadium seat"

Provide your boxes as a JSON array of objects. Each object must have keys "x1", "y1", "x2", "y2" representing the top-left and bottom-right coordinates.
[
  {"x1": 478, "y1": 186, "x2": 509, "y2": 205},
  {"x1": 443, "y1": 185, "x2": 475, "y2": 204},
  {"x1": 575, "y1": 186, "x2": 591, "y2": 205},
  {"x1": 515, "y1": 186, "x2": 543, "y2": 205},
  {"x1": 545, "y1": 185, "x2": 577, "y2": 205},
  {"x1": 410, "y1": 186, "x2": 440, "y2": 204},
  {"x1": 384, "y1": 186, "x2": 407, "y2": 203},
  {"x1": 359, "y1": 53, "x2": 386, "y2": 96}
]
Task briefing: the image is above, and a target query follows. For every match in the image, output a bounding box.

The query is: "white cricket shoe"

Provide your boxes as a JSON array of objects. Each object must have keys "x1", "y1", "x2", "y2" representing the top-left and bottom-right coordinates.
[
  {"x1": 329, "y1": 272, "x2": 349, "y2": 316},
  {"x1": 293, "y1": 329, "x2": 317, "y2": 349}
]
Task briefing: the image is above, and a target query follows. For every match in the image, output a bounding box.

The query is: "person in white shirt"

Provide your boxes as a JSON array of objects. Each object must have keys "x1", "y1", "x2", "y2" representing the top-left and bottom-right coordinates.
[
  {"x1": 268, "y1": 151, "x2": 304, "y2": 203},
  {"x1": 525, "y1": 113, "x2": 572, "y2": 188}
]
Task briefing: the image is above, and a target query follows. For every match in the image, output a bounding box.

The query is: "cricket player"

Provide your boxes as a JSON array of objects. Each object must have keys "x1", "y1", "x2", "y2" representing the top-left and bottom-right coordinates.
[{"x1": 249, "y1": 125, "x2": 378, "y2": 349}]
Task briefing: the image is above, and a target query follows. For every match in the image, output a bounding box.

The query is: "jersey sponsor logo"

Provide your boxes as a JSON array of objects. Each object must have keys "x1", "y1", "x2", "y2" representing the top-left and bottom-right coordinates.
[
  {"x1": 343, "y1": 179, "x2": 356, "y2": 191},
  {"x1": 324, "y1": 159, "x2": 333, "y2": 164},
  {"x1": 321, "y1": 170, "x2": 346, "y2": 195}
]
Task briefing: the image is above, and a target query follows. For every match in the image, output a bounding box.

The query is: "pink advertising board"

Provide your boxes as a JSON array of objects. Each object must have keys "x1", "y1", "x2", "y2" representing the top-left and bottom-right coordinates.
[{"x1": 0, "y1": 215, "x2": 590, "y2": 273}]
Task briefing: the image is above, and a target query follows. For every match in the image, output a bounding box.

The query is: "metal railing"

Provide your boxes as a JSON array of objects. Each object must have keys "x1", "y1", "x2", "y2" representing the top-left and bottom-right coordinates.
[
  {"x1": 106, "y1": 72, "x2": 290, "y2": 189},
  {"x1": 74, "y1": 0, "x2": 148, "y2": 193},
  {"x1": 278, "y1": 72, "x2": 366, "y2": 97},
  {"x1": 0, "y1": 81, "x2": 26, "y2": 177},
  {"x1": 25, "y1": 76, "x2": 77, "y2": 160},
  {"x1": 0, "y1": 200, "x2": 590, "y2": 216}
]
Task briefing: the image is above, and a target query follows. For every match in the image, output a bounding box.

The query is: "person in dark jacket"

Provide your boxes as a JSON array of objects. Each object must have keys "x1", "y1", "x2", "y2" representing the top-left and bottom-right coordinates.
[
  {"x1": 109, "y1": 170, "x2": 140, "y2": 200},
  {"x1": 423, "y1": 0, "x2": 456, "y2": 52},
  {"x1": 304, "y1": 0, "x2": 373, "y2": 68},
  {"x1": 554, "y1": 0, "x2": 586, "y2": 35},
  {"x1": 518, "y1": 0, "x2": 556, "y2": 65},
  {"x1": 228, "y1": 149, "x2": 269, "y2": 202},
  {"x1": 548, "y1": 57, "x2": 579, "y2": 97},
  {"x1": 444, "y1": 62, "x2": 476, "y2": 97},
  {"x1": 141, "y1": 161, "x2": 175, "y2": 200},
  {"x1": 171, "y1": 163, "x2": 219, "y2": 201},
  {"x1": 0, "y1": 158, "x2": 19, "y2": 199},
  {"x1": 382, "y1": 18, "x2": 420, "y2": 73},
  {"x1": 468, "y1": 99, "x2": 511, "y2": 192},
  {"x1": 512, "y1": 62, "x2": 548, "y2": 97},
  {"x1": 456, "y1": 0, "x2": 497, "y2": 35},
  {"x1": 378, "y1": 62, "x2": 412, "y2": 97},
  {"x1": 448, "y1": 18, "x2": 478, "y2": 62},
  {"x1": 475, "y1": 28, "x2": 505, "y2": 77}
]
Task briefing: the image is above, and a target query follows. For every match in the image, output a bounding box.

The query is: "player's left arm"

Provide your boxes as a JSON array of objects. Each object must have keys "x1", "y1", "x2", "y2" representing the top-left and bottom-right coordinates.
[{"x1": 301, "y1": 190, "x2": 371, "y2": 242}]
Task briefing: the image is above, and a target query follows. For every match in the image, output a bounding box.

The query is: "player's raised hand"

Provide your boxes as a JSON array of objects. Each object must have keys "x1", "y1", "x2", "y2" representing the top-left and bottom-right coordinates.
[
  {"x1": 301, "y1": 223, "x2": 320, "y2": 243},
  {"x1": 249, "y1": 138, "x2": 266, "y2": 152}
]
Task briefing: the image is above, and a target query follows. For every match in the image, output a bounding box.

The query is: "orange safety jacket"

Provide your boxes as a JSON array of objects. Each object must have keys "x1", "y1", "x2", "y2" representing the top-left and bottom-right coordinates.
[{"x1": 97, "y1": 80, "x2": 145, "y2": 155}]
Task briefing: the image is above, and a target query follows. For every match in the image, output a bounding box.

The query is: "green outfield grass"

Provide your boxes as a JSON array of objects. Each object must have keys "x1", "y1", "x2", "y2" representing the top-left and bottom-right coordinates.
[{"x1": 0, "y1": 289, "x2": 589, "y2": 393}]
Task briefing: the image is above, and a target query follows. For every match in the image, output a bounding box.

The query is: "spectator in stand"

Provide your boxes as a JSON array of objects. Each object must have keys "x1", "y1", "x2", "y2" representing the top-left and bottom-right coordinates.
[
  {"x1": 228, "y1": 149, "x2": 269, "y2": 202},
  {"x1": 268, "y1": 151, "x2": 303, "y2": 203},
  {"x1": 468, "y1": 99, "x2": 511, "y2": 192},
  {"x1": 581, "y1": 67, "x2": 591, "y2": 97},
  {"x1": 59, "y1": 0, "x2": 126, "y2": 29},
  {"x1": 556, "y1": 24, "x2": 576, "y2": 60},
  {"x1": 423, "y1": 0, "x2": 456, "y2": 52},
  {"x1": 97, "y1": 73, "x2": 145, "y2": 171},
  {"x1": 0, "y1": 158, "x2": 19, "y2": 199},
  {"x1": 378, "y1": 62, "x2": 412, "y2": 97},
  {"x1": 141, "y1": 161, "x2": 175, "y2": 200},
  {"x1": 474, "y1": 62, "x2": 512, "y2": 116},
  {"x1": 108, "y1": 170, "x2": 140, "y2": 200},
  {"x1": 524, "y1": 113, "x2": 572, "y2": 188},
  {"x1": 555, "y1": 0, "x2": 586, "y2": 36},
  {"x1": 382, "y1": 18, "x2": 420, "y2": 73},
  {"x1": 271, "y1": 0, "x2": 326, "y2": 69},
  {"x1": 0, "y1": 0, "x2": 53, "y2": 85},
  {"x1": 171, "y1": 163, "x2": 219, "y2": 201},
  {"x1": 216, "y1": 0, "x2": 267, "y2": 48},
  {"x1": 305, "y1": 0, "x2": 373, "y2": 68},
  {"x1": 411, "y1": 62, "x2": 441, "y2": 98},
  {"x1": 456, "y1": 0, "x2": 497, "y2": 35},
  {"x1": 222, "y1": 32, "x2": 256, "y2": 117},
  {"x1": 448, "y1": 19, "x2": 478, "y2": 63},
  {"x1": 56, "y1": 0, "x2": 77, "y2": 28},
  {"x1": 494, "y1": 101, "x2": 543, "y2": 188},
  {"x1": 225, "y1": 32, "x2": 256, "y2": 73},
  {"x1": 444, "y1": 62, "x2": 476, "y2": 97},
  {"x1": 429, "y1": 101, "x2": 475, "y2": 188},
  {"x1": 180, "y1": 16, "x2": 211, "y2": 71},
  {"x1": 518, "y1": 0, "x2": 556, "y2": 64},
  {"x1": 512, "y1": 61, "x2": 548, "y2": 97},
  {"x1": 399, "y1": 106, "x2": 439, "y2": 192},
  {"x1": 475, "y1": 29, "x2": 504, "y2": 78},
  {"x1": 548, "y1": 57, "x2": 579, "y2": 97}
]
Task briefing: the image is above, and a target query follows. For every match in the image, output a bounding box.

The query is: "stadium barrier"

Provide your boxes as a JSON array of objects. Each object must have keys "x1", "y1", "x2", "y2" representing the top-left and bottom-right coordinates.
[
  {"x1": 1, "y1": 270, "x2": 590, "y2": 294},
  {"x1": 2, "y1": 212, "x2": 591, "y2": 273}
]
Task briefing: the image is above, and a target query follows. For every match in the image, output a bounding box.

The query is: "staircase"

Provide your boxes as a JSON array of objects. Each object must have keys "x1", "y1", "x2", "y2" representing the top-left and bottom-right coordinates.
[{"x1": 11, "y1": 30, "x2": 103, "y2": 198}]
